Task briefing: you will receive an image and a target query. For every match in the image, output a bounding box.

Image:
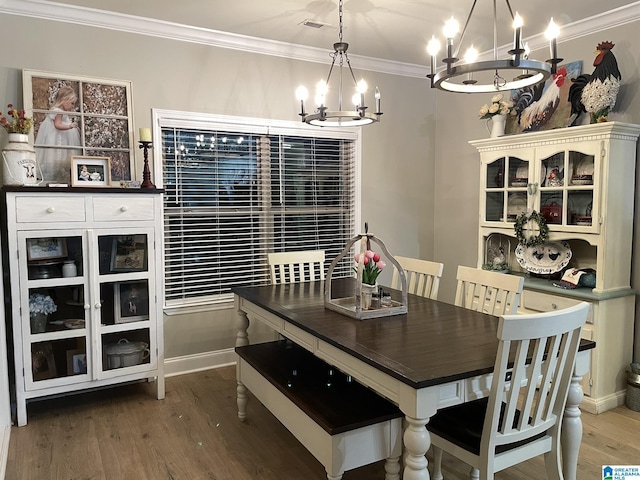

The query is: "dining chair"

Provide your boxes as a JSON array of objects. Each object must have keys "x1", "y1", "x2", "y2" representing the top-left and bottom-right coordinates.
[
  {"x1": 428, "y1": 301, "x2": 589, "y2": 480},
  {"x1": 267, "y1": 250, "x2": 325, "y2": 284},
  {"x1": 454, "y1": 265, "x2": 524, "y2": 315},
  {"x1": 390, "y1": 256, "x2": 444, "y2": 300}
]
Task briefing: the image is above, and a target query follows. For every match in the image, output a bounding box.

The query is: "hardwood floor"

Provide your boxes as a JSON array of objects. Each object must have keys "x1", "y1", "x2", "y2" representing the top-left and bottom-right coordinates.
[{"x1": 6, "y1": 366, "x2": 640, "y2": 479}]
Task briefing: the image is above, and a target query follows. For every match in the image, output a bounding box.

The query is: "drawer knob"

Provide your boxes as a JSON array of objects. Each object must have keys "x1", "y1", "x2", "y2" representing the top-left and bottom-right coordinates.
[
  {"x1": 551, "y1": 303, "x2": 558, "y2": 310},
  {"x1": 120, "y1": 205, "x2": 128, "y2": 212},
  {"x1": 95, "y1": 302, "x2": 102, "y2": 309},
  {"x1": 46, "y1": 207, "x2": 55, "y2": 213}
]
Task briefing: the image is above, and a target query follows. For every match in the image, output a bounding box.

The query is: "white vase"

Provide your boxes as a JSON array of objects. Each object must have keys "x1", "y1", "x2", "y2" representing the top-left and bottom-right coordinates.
[
  {"x1": 487, "y1": 114, "x2": 507, "y2": 138},
  {"x1": 361, "y1": 283, "x2": 378, "y2": 310},
  {"x1": 1, "y1": 133, "x2": 41, "y2": 186}
]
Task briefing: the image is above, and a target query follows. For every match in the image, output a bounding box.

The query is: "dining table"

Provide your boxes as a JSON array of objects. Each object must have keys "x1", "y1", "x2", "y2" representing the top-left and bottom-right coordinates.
[{"x1": 232, "y1": 277, "x2": 595, "y2": 480}]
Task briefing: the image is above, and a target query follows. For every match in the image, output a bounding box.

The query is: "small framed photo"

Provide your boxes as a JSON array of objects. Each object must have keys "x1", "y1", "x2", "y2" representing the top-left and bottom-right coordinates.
[
  {"x1": 66, "y1": 349, "x2": 87, "y2": 375},
  {"x1": 110, "y1": 235, "x2": 147, "y2": 272},
  {"x1": 26, "y1": 237, "x2": 68, "y2": 262},
  {"x1": 32, "y1": 342, "x2": 57, "y2": 381},
  {"x1": 114, "y1": 281, "x2": 149, "y2": 323},
  {"x1": 71, "y1": 155, "x2": 111, "y2": 187}
]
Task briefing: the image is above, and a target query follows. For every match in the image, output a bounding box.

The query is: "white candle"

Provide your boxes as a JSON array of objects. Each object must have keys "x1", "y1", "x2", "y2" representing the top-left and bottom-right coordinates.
[{"x1": 139, "y1": 128, "x2": 152, "y2": 143}]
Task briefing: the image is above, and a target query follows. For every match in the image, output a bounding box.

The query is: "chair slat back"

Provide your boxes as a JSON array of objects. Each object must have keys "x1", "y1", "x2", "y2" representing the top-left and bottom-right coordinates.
[
  {"x1": 483, "y1": 302, "x2": 589, "y2": 455},
  {"x1": 390, "y1": 256, "x2": 444, "y2": 300},
  {"x1": 268, "y1": 250, "x2": 325, "y2": 284},
  {"x1": 454, "y1": 265, "x2": 524, "y2": 315}
]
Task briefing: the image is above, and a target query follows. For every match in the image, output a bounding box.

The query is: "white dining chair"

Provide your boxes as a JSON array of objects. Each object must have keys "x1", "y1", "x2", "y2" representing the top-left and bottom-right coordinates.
[
  {"x1": 429, "y1": 301, "x2": 590, "y2": 480},
  {"x1": 454, "y1": 265, "x2": 524, "y2": 315},
  {"x1": 390, "y1": 256, "x2": 444, "y2": 300},
  {"x1": 267, "y1": 250, "x2": 325, "y2": 284}
]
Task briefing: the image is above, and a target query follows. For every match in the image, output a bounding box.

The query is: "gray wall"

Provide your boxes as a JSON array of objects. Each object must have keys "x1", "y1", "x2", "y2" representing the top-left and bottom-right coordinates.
[
  {"x1": 2, "y1": 11, "x2": 640, "y2": 363},
  {"x1": 0, "y1": 13, "x2": 435, "y2": 360}
]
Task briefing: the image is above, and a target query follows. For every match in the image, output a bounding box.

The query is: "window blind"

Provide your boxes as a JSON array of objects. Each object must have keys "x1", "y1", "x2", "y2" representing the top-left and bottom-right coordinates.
[{"x1": 159, "y1": 113, "x2": 357, "y2": 308}]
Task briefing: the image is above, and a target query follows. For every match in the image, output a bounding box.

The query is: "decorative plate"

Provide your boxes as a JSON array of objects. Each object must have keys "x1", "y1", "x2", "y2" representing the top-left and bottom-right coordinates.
[
  {"x1": 64, "y1": 319, "x2": 85, "y2": 329},
  {"x1": 515, "y1": 240, "x2": 572, "y2": 274},
  {"x1": 574, "y1": 157, "x2": 595, "y2": 176},
  {"x1": 507, "y1": 193, "x2": 527, "y2": 217}
]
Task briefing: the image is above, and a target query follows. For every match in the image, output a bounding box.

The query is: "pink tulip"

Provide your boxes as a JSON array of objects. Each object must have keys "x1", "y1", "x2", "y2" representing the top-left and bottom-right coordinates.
[
  {"x1": 373, "y1": 253, "x2": 380, "y2": 262},
  {"x1": 365, "y1": 250, "x2": 375, "y2": 259},
  {"x1": 377, "y1": 260, "x2": 386, "y2": 270}
]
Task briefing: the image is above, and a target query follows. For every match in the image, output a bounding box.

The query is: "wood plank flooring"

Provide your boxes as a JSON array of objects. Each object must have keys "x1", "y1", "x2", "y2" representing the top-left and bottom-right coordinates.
[{"x1": 6, "y1": 366, "x2": 640, "y2": 479}]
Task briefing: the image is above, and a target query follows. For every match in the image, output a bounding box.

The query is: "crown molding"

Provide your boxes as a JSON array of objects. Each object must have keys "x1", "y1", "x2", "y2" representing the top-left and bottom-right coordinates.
[{"x1": 2, "y1": 0, "x2": 640, "y2": 79}]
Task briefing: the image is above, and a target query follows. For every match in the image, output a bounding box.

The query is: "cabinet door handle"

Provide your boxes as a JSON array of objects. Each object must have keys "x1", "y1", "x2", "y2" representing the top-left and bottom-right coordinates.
[
  {"x1": 95, "y1": 302, "x2": 102, "y2": 309},
  {"x1": 84, "y1": 304, "x2": 90, "y2": 310},
  {"x1": 120, "y1": 205, "x2": 128, "y2": 212},
  {"x1": 46, "y1": 207, "x2": 55, "y2": 213}
]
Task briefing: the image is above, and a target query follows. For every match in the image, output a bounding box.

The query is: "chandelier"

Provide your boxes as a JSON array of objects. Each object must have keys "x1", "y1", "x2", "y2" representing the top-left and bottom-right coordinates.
[
  {"x1": 426, "y1": 0, "x2": 563, "y2": 93},
  {"x1": 295, "y1": 0, "x2": 382, "y2": 126}
]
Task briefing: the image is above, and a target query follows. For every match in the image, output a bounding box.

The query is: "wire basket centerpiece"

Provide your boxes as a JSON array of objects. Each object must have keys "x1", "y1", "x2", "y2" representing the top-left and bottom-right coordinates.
[{"x1": 325, "y1": 223, "x2": 408, "y2": 319}]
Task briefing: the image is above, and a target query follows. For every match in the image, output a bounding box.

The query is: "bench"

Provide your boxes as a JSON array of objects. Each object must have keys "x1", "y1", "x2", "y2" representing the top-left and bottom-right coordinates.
[{"x1": 236, "y1": 340, "x2": 403, "y2": 480}]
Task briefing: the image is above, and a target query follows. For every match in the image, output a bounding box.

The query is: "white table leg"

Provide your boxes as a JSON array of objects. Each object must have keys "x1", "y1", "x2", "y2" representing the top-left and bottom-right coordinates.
[
  {"x1": 384, "y1": 455, "x2": 401, "y2": 480},
  {"x1": 561, "y1": 371, "x2": 584, "y2": 480},
  {"x1": 403, "y1": 415, "x2": 431, "y2": 480},
  {"x1": 235, "y1": 308, "x2": 250, "y2": 421}
]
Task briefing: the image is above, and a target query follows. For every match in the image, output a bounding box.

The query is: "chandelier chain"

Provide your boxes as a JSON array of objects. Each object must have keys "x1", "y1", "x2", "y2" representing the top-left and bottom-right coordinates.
[{"x1": 339, "y1": 0, "x2": 344, "y2": 43}]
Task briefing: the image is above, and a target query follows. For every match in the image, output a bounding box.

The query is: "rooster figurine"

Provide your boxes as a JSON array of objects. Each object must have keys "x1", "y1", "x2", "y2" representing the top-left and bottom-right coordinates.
[
  {"x1": 568, "y1": 41, "x2": 621, "y2": 125},
  {"x1": 515, "y1": 67, "x2": 568, "y2": 132}
]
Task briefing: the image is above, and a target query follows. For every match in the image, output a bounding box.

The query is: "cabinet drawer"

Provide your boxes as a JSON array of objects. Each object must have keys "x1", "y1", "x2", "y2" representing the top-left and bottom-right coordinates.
[
  {"x1": 93, "y1": 196, "x2": 155, "y2": 222},
  {"x1": 15, "y1": 196, "x2": 86, "y2": 223},
  {"x1": 522, "y1": 290, "x2": 593, "y2": 323}
]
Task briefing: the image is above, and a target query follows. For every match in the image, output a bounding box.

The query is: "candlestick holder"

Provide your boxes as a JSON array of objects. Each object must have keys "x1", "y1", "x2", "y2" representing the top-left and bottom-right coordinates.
[{"x1": 138, "y1": 140, "x2": 155, "y2": 189}]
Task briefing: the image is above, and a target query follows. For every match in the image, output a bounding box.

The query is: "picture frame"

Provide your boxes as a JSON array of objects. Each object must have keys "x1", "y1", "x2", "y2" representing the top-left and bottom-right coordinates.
[
  {"x1": 66, "y1": 349, "x2": 87, "y2": 375},
  {"x1": 32, "y1": 342, "x2": 57, "y2": 381},
  {"x1": 110, "y1": 235, "x2": 147, "y2": 272},
  {"x1": 26, "y1": 237, "x2": 68, "y2": 262},
  {"x1": 114, "y1": 281, "x2": 149, "y2": 323},
  {"x1": 71, "y1": 155, "x2": 111, "y2": 187},
  {"x1": 22, "y1": 69, "x2": 134, "y2": 185}
]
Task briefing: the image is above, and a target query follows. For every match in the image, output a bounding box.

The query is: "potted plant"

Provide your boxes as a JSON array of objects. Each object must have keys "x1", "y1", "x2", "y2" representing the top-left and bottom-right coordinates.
[{"x1": 29, "y1": 293, "x2": 57, "y2": 334}]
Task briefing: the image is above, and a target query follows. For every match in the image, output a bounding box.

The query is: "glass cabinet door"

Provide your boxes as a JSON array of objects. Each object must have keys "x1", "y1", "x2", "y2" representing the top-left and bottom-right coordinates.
[
  {"x1": 482, "y1": 154, "x2": 531, "y2": 224},
  {"x1": 21, "y1": 232, "x2": 89, "y2": 387},
  {"x1": 537, "y1": 148, "x2": 596, "y2": 230},
  {"x1": 96, "y1": 232, "x2": 154, "y2": 377}
]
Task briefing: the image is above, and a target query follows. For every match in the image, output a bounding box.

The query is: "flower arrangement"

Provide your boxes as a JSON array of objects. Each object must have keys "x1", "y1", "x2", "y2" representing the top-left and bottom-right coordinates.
[
  {"x1": 0, "y1": 104, "x2": 33, "y2": 135},
  {"x1": 29, "y1": 293, "x2": 57, "y2": 316},
  {"x1": 354, "y1": 250, "x2": 386, "y2": 285},
  {"x1": 479, "y1": 94, "x2": 514, "y2": 119}
]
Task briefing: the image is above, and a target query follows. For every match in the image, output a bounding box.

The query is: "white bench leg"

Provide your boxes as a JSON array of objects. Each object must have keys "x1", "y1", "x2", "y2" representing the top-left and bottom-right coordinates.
[
  {"x1": 385, "y1": 455, "x2": 401, "y2": 480},
  {"x1": 326, "y1": 473, "x2": 343, "y2": 480}
]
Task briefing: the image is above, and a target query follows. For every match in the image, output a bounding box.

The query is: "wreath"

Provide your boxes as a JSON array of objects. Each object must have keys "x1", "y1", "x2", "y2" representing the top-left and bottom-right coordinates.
[{"x1": 514, "y1": 210, "x2": 549, "y2": 248}]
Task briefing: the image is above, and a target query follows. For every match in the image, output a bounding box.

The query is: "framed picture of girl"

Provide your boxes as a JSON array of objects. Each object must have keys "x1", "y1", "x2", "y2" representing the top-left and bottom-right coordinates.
[
  {"x1": 23, "y1": 70, "x2": 134, "y2": 185},
  {"x1": 71, "y1": 156, "x2": 111, "y2": 187}
]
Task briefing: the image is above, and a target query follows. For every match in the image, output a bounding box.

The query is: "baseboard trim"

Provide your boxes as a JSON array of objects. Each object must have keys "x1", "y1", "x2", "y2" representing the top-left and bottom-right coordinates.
[
  {"x1": 164, "y1": 348, "x2": 236, "y2": 377},
  {"x1": 580, "y1": 390, "x2": 626, "y2": 414}
]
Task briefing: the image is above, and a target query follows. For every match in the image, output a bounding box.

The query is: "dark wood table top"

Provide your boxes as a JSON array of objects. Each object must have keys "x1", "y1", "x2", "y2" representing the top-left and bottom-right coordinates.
[{"x1": 233, "y1": 277, "x2": 595, "y2": 390}]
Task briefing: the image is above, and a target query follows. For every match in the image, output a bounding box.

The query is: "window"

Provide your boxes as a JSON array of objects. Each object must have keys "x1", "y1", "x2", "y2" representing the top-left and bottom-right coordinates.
[
  {"x1": 23, "y1": 70, "x2": 134, "y2": 183},
  {"x1": 155, "y1": 111, "x2": 359, "y2": 309}
]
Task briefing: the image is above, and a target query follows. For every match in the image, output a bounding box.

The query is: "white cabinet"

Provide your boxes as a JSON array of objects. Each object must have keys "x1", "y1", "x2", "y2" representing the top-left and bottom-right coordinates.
[
  {"x1": 3, "y1": 187, "x2": 165, "y2": 426},
  {"x1": 471, "y1": 122, "x2": 640, "y2": 414}
]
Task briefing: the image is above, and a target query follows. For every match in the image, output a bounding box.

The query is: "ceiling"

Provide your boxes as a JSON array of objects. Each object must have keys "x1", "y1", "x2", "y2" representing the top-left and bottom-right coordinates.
[{"x1": 30, "y1": 0, "x2": 639, "y2": 66}]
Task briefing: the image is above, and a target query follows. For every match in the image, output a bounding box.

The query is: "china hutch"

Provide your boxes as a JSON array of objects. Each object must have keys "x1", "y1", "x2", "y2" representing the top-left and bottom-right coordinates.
[
  {"x1": 2, "y1": 187, "x2": 165, "y2": 426},
  {"x1": 471, "y1": 122, "x2": 640, "y2": 414}
]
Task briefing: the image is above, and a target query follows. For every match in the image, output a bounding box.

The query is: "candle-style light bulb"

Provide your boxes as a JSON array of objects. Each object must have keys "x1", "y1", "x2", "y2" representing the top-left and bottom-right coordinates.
[
  {"x1": 464, "y1": 45, "x2": 478, "y2": 63},
  {"x1": 356, "y1": 79, "x2": 367, "y2": 109},
  {"x1": 545, "y1": 18, "x2": 560, "y2": 60},
  {"x1": 427, "y1": 35, "x2": 442, "y2": 82},
  {"x1": 443, "y1": 16, "x2": 459, "y2": 39},
  {"x1": 374, "y1": 87, "x2": 381, "y2": 114},
  {"x1": 352, "y1": 93, "x2": 360, "y2": 108},
  {"x1": 513, "y1": 12, "x2": 523, "y2": 51},
  {"x1": 315, "y1": 80, "x2": 328, "y2": 107},
  {"x1": 295, "y1": 86, "x2": 308, "y2": 116}
]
